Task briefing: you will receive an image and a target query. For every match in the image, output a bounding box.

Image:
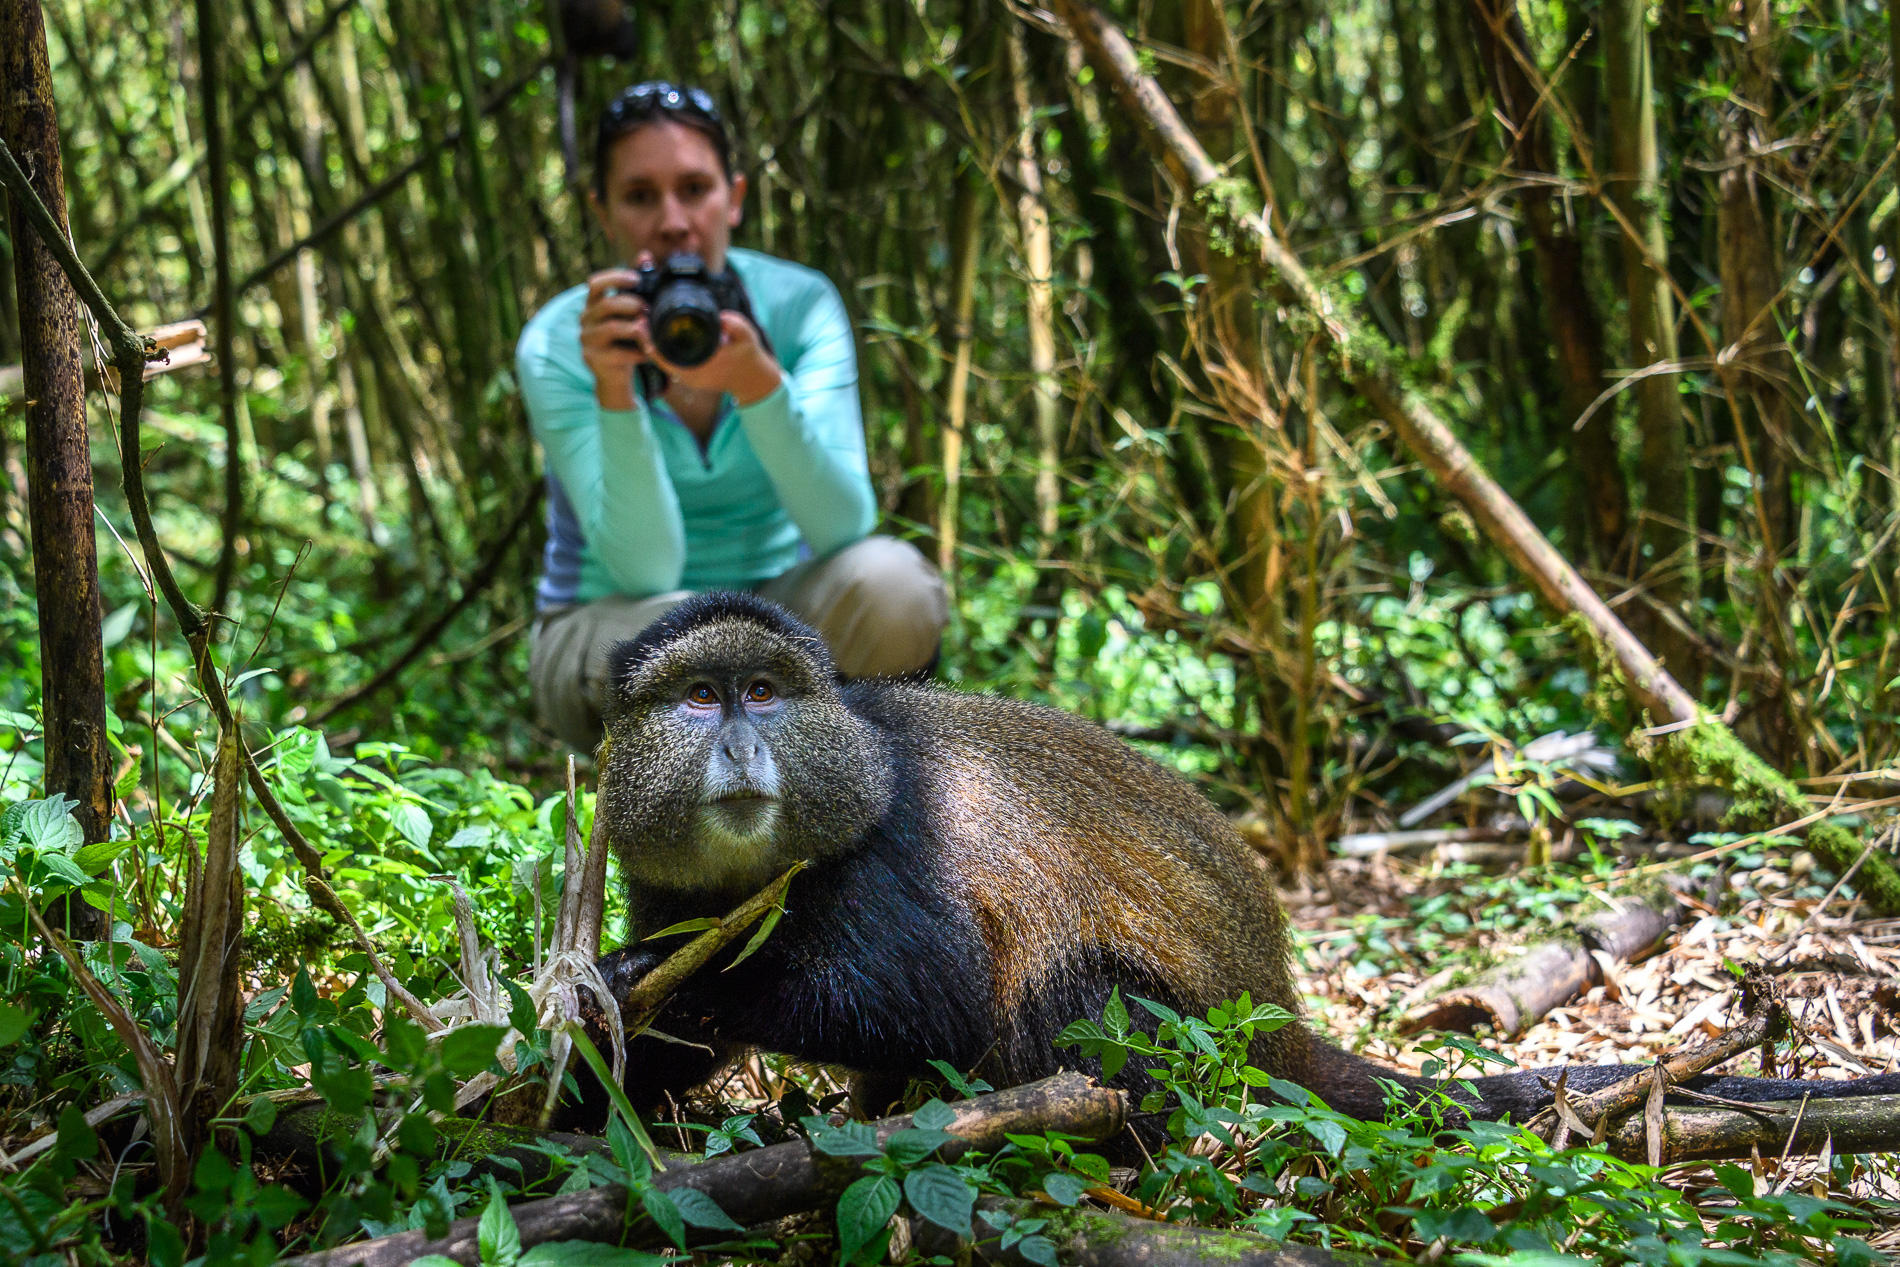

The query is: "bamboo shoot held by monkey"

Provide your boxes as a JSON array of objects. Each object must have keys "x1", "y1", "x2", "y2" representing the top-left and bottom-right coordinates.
[{"x1": 582, "y1": 592, "x2": 1900, "y2": 1128}]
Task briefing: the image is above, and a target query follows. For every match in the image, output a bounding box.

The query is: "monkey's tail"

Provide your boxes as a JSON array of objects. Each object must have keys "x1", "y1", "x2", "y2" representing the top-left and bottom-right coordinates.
[{"x1": 1289, "y1": 1027, "x2": 1900, "y2": 1124}]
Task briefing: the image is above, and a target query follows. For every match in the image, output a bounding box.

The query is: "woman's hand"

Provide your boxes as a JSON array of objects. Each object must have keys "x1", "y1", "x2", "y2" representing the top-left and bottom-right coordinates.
[
  {"x1": 656, "y1": 310, "x2": 783, "y2": 407},
  {"x1": 584, "y1": 254, "x2": 784, "y2": 412},
  {"x1": 580, "y1": 268, "x2": 651, "y2": 411}
]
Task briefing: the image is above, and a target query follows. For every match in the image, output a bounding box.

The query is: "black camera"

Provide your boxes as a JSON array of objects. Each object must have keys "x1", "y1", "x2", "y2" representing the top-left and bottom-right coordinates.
[{"x1": 616, "y1": 252, "x2": 756, "y2": 368}]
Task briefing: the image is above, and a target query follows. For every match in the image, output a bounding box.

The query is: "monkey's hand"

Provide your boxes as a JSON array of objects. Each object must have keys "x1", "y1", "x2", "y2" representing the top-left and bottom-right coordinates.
[{"x1": 596, "y1": 944, "x2": 665, "y2": 1018}]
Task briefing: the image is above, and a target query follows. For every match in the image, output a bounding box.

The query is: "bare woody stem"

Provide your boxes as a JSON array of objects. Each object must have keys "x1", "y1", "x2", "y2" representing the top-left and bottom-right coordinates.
[{"x1": 0, "y1": 135, "x2": 443, "y2": 1032}]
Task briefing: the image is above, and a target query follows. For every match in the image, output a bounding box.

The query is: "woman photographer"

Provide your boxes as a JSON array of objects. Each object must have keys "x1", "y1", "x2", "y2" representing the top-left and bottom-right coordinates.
[{"x1": 518, "y1": 81, "x2": 948, "y2": 750}]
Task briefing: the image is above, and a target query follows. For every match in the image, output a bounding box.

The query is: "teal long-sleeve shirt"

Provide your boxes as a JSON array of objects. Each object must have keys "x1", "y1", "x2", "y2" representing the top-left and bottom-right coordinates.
[{"x1": 517, "y1": 247, "x2": 878, "y2": 608}]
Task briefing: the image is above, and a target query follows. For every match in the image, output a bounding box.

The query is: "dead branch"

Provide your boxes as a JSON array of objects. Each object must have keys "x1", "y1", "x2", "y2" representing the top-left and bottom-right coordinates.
[
  {"x1": 1397, "y1": 889, "x2": 1682, "y2": 1036},
  {"x1": 1600, "y1": 1094, "x2": 1900, "y2": 1162},
  {"x1": 1528, "y1": 971, "x2": 1786, "y2": 1145}
]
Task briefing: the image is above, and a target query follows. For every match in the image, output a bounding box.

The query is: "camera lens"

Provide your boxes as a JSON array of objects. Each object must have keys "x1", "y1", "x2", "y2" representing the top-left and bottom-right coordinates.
[{"x1": 648, "y1": 279, "x2": 723, "y2": 366}]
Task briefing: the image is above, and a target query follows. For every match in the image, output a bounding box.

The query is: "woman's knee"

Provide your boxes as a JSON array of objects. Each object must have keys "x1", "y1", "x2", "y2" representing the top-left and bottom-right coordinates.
[{"x1": 802, "y1": 537, "x2": 948, "y2": 677}]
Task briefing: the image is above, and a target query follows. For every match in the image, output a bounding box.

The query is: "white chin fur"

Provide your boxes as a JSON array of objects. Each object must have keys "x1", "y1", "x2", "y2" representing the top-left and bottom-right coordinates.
[{"x1": 696, "y1": 798, "x2": 781, "y2": 850}]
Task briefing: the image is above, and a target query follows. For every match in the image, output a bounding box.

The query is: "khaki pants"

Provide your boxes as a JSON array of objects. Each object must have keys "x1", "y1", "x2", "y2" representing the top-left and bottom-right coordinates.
[{"x1": 530, "y1": 535, "x2": 949, "y2": 751}]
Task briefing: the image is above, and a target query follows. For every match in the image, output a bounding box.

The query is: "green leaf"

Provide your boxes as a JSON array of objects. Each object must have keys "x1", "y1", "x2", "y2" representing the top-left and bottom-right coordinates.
[
  {"x1": 242, "y1": 1096, "x2": 279, "y2": 1135},
  {"x1": 1015, "y1": 1234, "x2": 1059, "y2": 1267},
  {"x1": 0, "y1": 1001, "x2": 30, "y2": 1047},
  {"x1": 391, "y1": 802, "x2": 434, "y2": 850},
  {"x1": 645, "y1": 918, "x2": 720, "y2": 939},
  {"x1": 641, "y1": 1187, "x2": 687, "y2": 1250},
  {"x1": 1302, "y1": 1117, "x2": 1348, "y2": 1155},
  {"x1": 925, "y1": 1060, "x2": 990, "y2": 1098},
  {"x1": 667, "y1": 1187, "x2": 744, "y2": 1232},
  {"x1": 803, "y1": 1117, "x2": 882, "y2": 1158},
  {"x1": 100, "y1": 601, "x2": 140, "y2": 649},
  {"x1": 564, "y1": 1024, "x2": 664, "y2": 1170},
  {"x1": 903, "y1": 1163, "x2": 976, "y2": 1234},
  {"x1": 34, "y1": 852, "x2": 91, "y2": 889},
  {"x1": 911, "y1": 1099, "x2": 956, "y2": 1131},
  {"x1": 728, "y1": 897, "x2": 786, "y2": 969},
  {"x1": 9, "y1": 796, "x2": 82, "y2": 854},
  {"x1": 1414, "y1": 1206, "x2": 1497, "y2": 1244},
  {"x1": 439, "y1": 1024, "x2": 509, "y2": 1077},
  {"x1": 56, "y1": 1104, "x2": 99, "y2": 1161},
  {"x1": 1040, "y1": 1171, "x2": 1090, "y2": 1206},
  {"x1": 882, "y1": 1127, "x2": 952, "y2": 1165},
  {"x1": 836, "y1": 1175, "x2": 900, "y2": 1264},
  {"x1": 477, "y1": 1184, "x2": 522, "y2": 1267},
  {"x1": 506, "y1": 979, "x2": 537, "y2": 1036},
  {"x1": 73, "y1": 839, "x2": 133, "y2": 873}
]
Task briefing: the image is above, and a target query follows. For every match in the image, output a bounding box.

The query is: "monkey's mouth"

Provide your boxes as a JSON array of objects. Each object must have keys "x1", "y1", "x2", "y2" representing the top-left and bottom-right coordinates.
[{"x1": 698, "y1": 791, "x2": 781, "y2": 841}]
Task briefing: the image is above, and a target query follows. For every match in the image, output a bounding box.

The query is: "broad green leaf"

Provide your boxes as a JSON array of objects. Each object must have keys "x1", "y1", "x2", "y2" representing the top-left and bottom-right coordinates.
[
  {"x1": 242, "y1": 1096, "x2": 278, "y2": 1135},
  {"x1": 9, "y1": 796, "x2": 81, "y2": 854},
  {"x1": 1040, "y1": 1171, "x2": 1090, "y2": 1207},
  {"x1": 902, "y1": 1163, "x2": 976, "y2": 1234},
  {"x1": 100, "y1": 601, "x2": 140, "y2": 648},
  {"x1": 803, "y1": 1116, "x2": 881, "y2": 1158},
  {"x1": 882, "y1": 1127, "x2": 951, "y2": 1166},
  {"x1": 911, "y1": 1099, "x2": 956, "y2": 1131},
  {"x1": 439, "y1": 1024, "x2": 509, "y2": 1076},
  {"x1": 391, "y1": 802, "x2": 433, "y2": 850},
  {"x1": 0, "y1": 1001, "x2": 29, "y2": 1046},
  {"x1": 641, "y1": 1187, "x2": 686, "y2": 1250},
  {"x1": 668, "y1": 1187, "x2": 744, "y2": 1232},
  {"x1": 477, "y1": 1184, "x2": 522, "y2": 1266},
  {"x1": 836, "y1": 1175, "x2": 899, "y2": 1264}
]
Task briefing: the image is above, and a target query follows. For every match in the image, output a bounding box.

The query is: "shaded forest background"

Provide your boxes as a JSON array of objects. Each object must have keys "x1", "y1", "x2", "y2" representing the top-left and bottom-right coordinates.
[
  {"x1": 4, "y1": 0, "x2": 1898, "y2": 863},
  {"x1": 3, "y1": 0, "x2": 1900, "y2": 1260}
]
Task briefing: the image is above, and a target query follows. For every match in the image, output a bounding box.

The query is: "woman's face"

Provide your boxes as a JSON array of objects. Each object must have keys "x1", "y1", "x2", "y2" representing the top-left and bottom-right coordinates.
[{"x1": 591, "y1": 120, "x2": 747, "y2": 272}]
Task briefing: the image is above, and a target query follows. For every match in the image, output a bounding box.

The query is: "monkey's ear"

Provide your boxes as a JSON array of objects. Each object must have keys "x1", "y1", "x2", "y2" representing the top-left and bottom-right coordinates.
[{"x1": 600, "y1": 637, "x2": 646, "y2": 724}]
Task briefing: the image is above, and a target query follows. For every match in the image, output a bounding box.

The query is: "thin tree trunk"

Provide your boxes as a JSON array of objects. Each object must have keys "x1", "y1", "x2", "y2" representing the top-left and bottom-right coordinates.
[
  {"x1": 1604, "y1": 0, "x2": 1694, "y2": 675},
  {"x1": 439, "y1": 0, "x2": 520, "y2": 341},
  {"x1": 1004, "y1": 22, "x2": 1063, "y2": 551},
  {"x1": 1713, "y1": 0, "x2": 1814, "y2": 765},
  {"x1": 1469, "y1": 0, "x2": 1628, "y2": 561},
  {"x1": 1715, "y1": 0, "x2": 1794, "y2": 557},
  {"x1": 1, "y1": 0, "x2": 110, "y2": 935},
  {"x1": 939, "y1": 167, "x2": 981, "y2": 588},
  {"x1": 1888, "y1": 0, "x2": 1900, "y2": 549},
  {"x1": 197, "y1": 0, "x2": 243, "y2": 617}
]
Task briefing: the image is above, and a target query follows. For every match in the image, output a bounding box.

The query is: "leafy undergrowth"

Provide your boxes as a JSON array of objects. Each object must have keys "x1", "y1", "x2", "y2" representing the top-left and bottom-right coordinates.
[{"x1": 4, "y1": 524, "x2": 1899, "y2": 1263}]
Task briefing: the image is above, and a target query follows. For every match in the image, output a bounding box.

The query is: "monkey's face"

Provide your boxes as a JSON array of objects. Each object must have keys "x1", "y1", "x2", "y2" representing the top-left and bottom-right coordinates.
[{"x1": 598, "y1": 610, "x2": 885, "y2": 897}]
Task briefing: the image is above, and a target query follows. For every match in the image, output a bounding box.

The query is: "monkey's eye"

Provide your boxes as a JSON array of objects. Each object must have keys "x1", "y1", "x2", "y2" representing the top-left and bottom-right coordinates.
[
  {"x1": 686, "y1": 684, "x2": 719, "y2": 708},
  {"x1": 745, "y1": 681, "x2": 776, "y2": 704}
]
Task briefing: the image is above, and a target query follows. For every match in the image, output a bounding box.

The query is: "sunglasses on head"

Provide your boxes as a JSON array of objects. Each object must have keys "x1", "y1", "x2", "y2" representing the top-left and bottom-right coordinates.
[{"x1": 604, "y1": 81, "x2": 722, "y2": 127}]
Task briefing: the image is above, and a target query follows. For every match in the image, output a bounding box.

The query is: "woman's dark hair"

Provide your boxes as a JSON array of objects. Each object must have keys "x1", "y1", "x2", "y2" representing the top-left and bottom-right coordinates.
[{"x1": 592, "y1": 81, "x2": 734, "y2": 193}]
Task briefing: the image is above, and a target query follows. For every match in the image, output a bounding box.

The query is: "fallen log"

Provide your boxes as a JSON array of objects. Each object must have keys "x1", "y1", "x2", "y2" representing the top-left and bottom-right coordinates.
[
  {"x1": 278, "y1": 1072, "x2": 1126, "y2": 1267},
  {"x1": 1601, "y1": 1094, "x2": 1900, "y2": 1163},
  {"x1": 1396, "y1": 888, "x2": 1682, "y2": 1037},
  {"x1": 918, "y1": 1197, "x2": 1375, "y2": 1267}
]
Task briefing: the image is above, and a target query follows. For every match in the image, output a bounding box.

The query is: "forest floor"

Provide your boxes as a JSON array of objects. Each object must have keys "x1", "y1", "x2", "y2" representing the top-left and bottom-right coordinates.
[{"x1": 1287, "y1": 857, "x2": 1900, "y2": 1251}]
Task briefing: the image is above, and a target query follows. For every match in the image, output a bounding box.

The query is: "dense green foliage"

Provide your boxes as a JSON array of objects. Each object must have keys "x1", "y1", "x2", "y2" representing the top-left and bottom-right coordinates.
[{"x1": 3, "y1": 0, "x2": 1899, "y2": 1259}]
